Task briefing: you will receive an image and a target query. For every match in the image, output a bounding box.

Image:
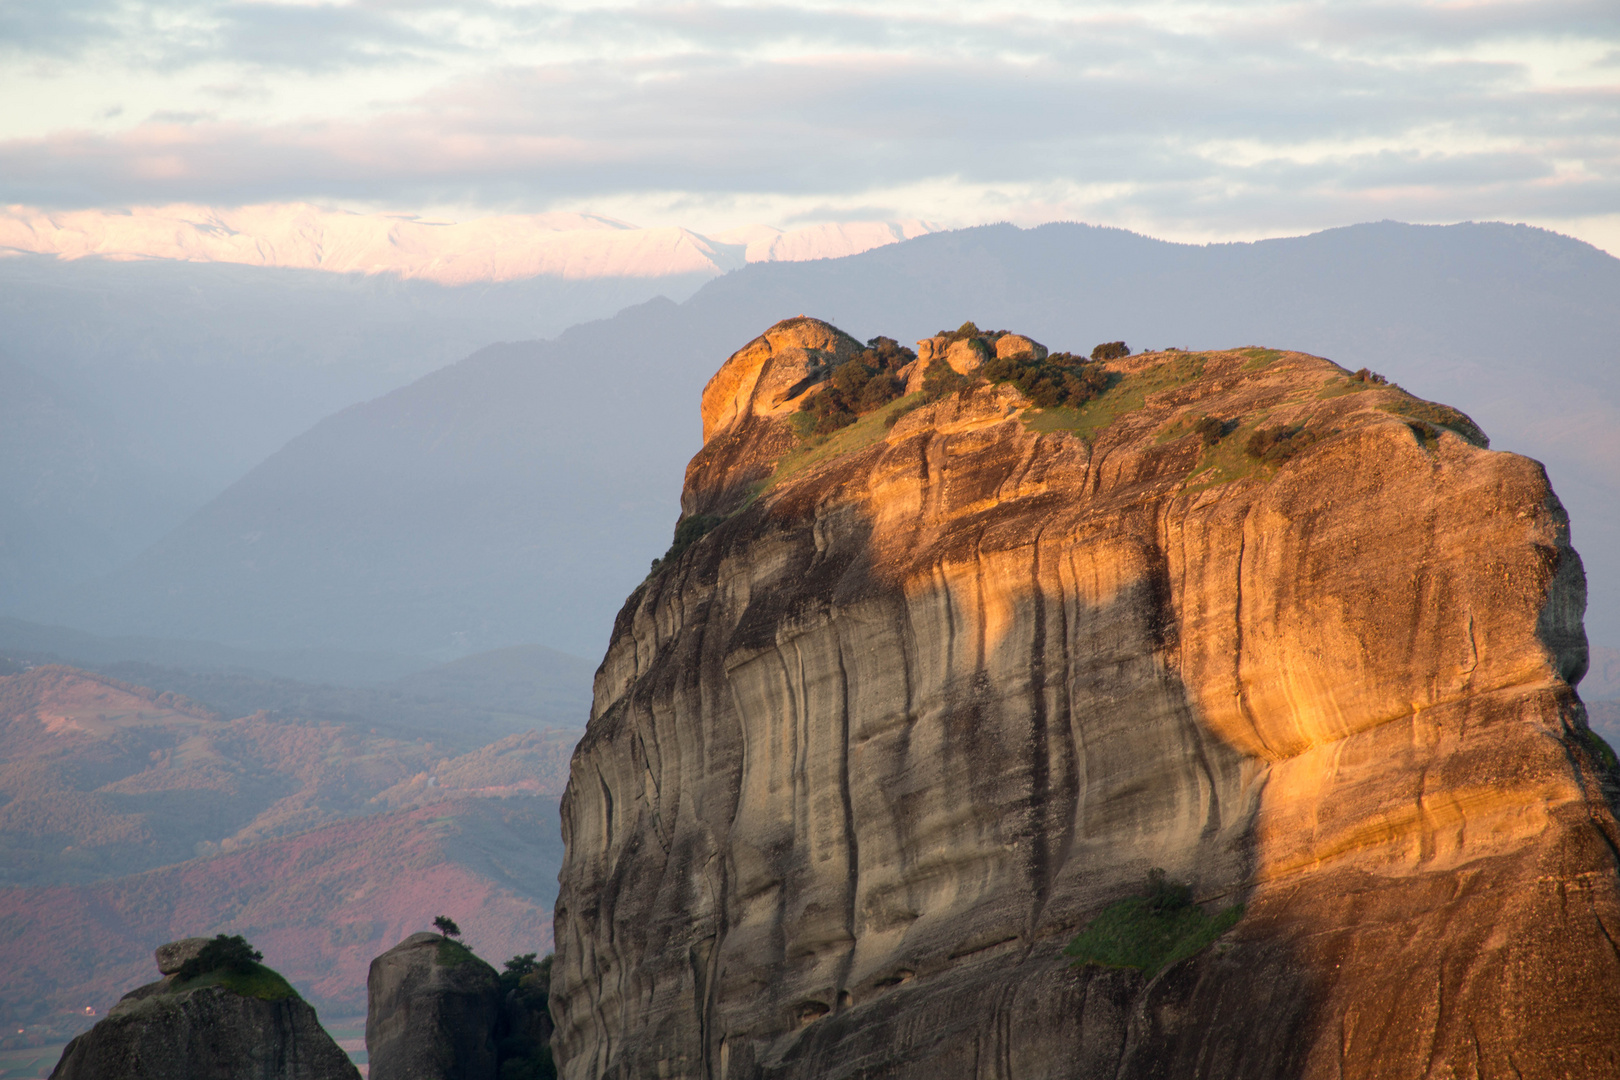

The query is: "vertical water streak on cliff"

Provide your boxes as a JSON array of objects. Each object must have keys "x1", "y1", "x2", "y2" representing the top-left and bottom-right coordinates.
[
  {"x1": 1025, "y1": 530, "x2": 1052, "y2": 941},
  {"x1": 833, "y1": 631, "x2": 860, "y2": 1009}
]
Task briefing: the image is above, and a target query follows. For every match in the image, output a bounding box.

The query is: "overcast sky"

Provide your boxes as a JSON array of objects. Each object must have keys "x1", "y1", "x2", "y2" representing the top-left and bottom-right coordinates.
[{"x1": 3, "y1": 0, "x2": 1618, "y2": 250}]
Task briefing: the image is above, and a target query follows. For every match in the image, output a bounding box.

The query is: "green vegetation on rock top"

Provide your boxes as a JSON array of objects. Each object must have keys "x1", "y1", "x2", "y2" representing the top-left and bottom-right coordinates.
[
  {"x1": 172, "y1": 962, "x2": 299, "y2": 1003},
  {"x1": 798, "y1": 337, "x2": 914, "y2": 436},
  {"x1": 770, "y1": 392, "x2": 924, "y2": 490},
  {"x1": 1315, "y1": 377, "x2": 1371, "y2": 401},
  {"x1": 1065, "y1": 871, "x2": 1242, "y2": 977},
  {"x1": 981, "y1": 350, "x2": 1110, "y2": 410},
  {"x1": 1023, "y1": 352, "x2": 1206, "y2": 443},
  {"x1": 1316, "y1": 367, "x2": 1387, "y2": 401},
  {"x1": 1178, "y1": 427, "x2": 1271, "y2": 492},
  {"x1": 176, "y1": 935, "x2": 262, "y2": 982},
  {"x1": 435, "y1": 938, "x2": 490, "y2": 971},
  {"x1": 167, "y1": 935, "x2": 299, "y2": 1002}
]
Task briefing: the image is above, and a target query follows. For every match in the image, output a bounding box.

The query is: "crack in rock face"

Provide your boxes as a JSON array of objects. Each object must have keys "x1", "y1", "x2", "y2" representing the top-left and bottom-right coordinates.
[{"x1": 552, "y1": 319, "x2": 1620, "y2": 1080}]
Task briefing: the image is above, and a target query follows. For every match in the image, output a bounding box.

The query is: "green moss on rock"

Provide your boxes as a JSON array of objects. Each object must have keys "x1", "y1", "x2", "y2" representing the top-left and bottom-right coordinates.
[
  {"x1": 1023, "y1": 352, "x2": 1206, "y2": 443},
  {"x1": 173, "y1": 962, "x2": 299, "y2": 1003},
  {"x1": 1065, "y1": 872, "x2": 1243, "y2": 976},
  {"x1": 436, "y1": 937, "x2": 481, "y2": 968}
]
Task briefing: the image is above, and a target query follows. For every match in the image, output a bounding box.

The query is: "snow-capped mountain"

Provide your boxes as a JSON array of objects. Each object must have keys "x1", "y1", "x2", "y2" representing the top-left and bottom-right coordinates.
[{"x1": 0, "y1": 204, "x2": 940, "y2": 285}]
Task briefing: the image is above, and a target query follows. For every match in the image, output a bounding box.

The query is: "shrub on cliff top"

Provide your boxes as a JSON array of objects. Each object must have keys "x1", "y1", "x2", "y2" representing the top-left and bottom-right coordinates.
[
  {"x1": 499, "y1": 953, "x2": 556, "y2": 1080},
  {"x1": 935, "y1": 321, "x2": 984, "y2": 344},
  {"x1": 800, "y1": 338, "x2": 915, "y2": 434},
  {"x1": 1091, "y1": 341, "x2": 1129, "y2": 361},
  {"x1": 919, "y1": 357, "x2": 970, "y2": 402},
  {"x1": 499, "y1": 953, "x2": 552, "y2": 1004},
  {"x1": 1064, "y1": 870, "x2": 1242, "y2": 976},
  {"x1": 1381, "y1": 398, "x2": 1489, "y2": 448},
  {"x1": 981, "y1": 350, "x2": 1111, "y2": 410},
  {"x1": 173, "y1": 935, "x2": 298, "y2": 1001},
  {"x1": 1244, "y1": 425, "x2": 1319, "y2": 465},
  {"x1": 1194, "y1": 416, "x2": 1229, "y2": 447},
  {"x1": 176, "y1": 935, "x2": 262, "y2": 981}
]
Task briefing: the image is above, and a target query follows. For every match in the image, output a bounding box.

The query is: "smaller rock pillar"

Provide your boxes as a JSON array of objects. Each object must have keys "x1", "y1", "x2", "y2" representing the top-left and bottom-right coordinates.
[{"x1": 366, "y1": 932, "x2": 501, "y2": 1080}]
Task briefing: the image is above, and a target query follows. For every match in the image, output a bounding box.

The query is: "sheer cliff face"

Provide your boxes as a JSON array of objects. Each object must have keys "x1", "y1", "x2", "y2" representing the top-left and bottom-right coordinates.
[{"x1": 552, "y1": 319, "x2": 1619, "y2": 1080}]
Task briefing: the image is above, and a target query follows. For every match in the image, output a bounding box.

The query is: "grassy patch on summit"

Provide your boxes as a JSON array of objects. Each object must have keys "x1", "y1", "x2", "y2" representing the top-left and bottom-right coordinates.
[
  {"x1": 1179, "y1": 426, "x2": 1269, "y2": 490},
  {"x1": 1023, "y1": 353, "x2": 1205, "y2": 443},
  {"x1": 1315, "y1": 376, "x2": 1373, "y2": 401},
  {"x1": 436, "y1": 937, "x2": 483, "y2": 969},
  {"x1": 767, "y1": 392, "x2": 924, "y2": 490},
  {"x1": 1065, "y1": 871, "x2": 1242, "y2": 977},
  {"x1": 173, "y1": 962, "x2": 299, "y2": 1002}
]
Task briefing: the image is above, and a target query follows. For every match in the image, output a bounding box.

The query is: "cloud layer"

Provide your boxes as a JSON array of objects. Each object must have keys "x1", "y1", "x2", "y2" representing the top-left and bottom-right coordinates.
[{"x1": 2, "y1": 1, "x2": 1618, "y2": 246}]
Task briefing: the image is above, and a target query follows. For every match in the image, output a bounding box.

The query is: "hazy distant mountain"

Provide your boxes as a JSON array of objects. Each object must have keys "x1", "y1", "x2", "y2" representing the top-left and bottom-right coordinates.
[
  {"x1": 388, "y1": 644, "x2": 596, "y2": 721},
  {"x1": 0, "y1": 616, "x2": 435, "y2": 686},
  {"x1": 0, "y1": 203, "x2": 939, "y2": 284},
  {"x1": 0, "y1": 355, "x2": 195, "y2": 602},
  {"x1": 0, "y1": 617, "x2": 595, "y2": 736},
  {"x1": 42, "y1": 221, "x2": 1620, "y2": 659},
  {"x1": 1594, "y1": 703, "x2": 1620, "y2": 746},
  {"x1": 0, "y1": 256, "x2": 685, "y2": 608},
  {"x1": 0, "y1": 210, "x2": 935, "y2": 609}
]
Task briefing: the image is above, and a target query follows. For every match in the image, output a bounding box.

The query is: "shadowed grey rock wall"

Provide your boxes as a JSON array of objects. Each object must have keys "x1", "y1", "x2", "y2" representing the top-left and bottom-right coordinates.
[
  {"x1": 366, "y1": 933, "x2": 500, "y2": 1080},
  {"x1": 51, "y1": 939, "x2": 357, "y2": 1080}
]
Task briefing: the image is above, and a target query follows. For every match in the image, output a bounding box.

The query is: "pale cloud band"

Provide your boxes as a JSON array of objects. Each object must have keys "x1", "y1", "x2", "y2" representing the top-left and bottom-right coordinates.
[{"x1": 2, "y1": 1, "x2": 1617, "y2": 249}]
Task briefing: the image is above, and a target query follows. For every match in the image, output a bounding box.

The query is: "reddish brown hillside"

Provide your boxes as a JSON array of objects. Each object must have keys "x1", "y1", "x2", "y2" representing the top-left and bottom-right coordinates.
[
  {"x1": 0, "y1": 666, "x2": 575, "y2": 886},
  {"x1": 0, "y1": 664, "x2": 577, "y2": 1046},
  {"x1": 0, "y1": 794, "x2": 561, "y2": 1028}
]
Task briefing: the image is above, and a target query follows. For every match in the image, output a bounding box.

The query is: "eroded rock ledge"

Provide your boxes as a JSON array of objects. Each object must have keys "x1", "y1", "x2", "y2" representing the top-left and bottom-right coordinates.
[{"x1": 553, "y1": 318, "x2": 1619, "y2": 1080}]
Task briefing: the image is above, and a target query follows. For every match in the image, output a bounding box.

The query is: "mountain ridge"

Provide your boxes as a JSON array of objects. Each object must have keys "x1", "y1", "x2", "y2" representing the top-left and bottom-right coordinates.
[
  {"x1": 45, "y1": 220, "x2": 1619, "y2": 658},
  {"x1": 0, "y1": 203, "x2": 940, "y2": 284}
]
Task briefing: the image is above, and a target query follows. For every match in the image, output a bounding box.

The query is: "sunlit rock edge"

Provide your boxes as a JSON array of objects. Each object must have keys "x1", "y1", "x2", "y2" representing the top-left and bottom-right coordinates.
[{"x1": 553, "y1": 319, "x2": 1619, "y2": 1079}]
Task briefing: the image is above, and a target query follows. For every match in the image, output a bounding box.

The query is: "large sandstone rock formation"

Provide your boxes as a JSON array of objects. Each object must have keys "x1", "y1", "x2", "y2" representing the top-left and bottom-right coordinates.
[
  {"x1": 51, "y1": 939, "x2": 357, "y2": 1080},
  {"x1": 366, "y1": 932, "x2": 501, "y2": 1080},
  {"x1": 551, "y1": 318, "x2": 1620, "y2": 1079}
]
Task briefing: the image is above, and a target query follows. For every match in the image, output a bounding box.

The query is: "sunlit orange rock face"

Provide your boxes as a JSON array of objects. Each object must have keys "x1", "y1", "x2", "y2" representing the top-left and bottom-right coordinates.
[{"x1": 551, "y1": 318, "x2": 1618, "y2": 1080}]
